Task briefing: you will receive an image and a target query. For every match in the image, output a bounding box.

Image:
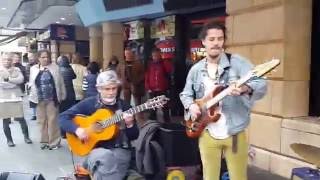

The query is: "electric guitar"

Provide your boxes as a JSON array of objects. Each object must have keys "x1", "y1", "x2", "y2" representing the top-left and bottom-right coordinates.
[
  {"x1": 185, "y1": 59, "x2": 281, "y2": 138},
  {"x1": 66, "y1": 95, "x2": 169, "y2": 156}
]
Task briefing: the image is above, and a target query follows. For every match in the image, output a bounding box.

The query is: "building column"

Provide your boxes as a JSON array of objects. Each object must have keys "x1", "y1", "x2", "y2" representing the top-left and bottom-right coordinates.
[
  {"x1": 102, "y1": 22, "x2": 124, "y2": 70},
  {"x1": 89, "y1": 26, "x2": 103, "y2": 64},
  {"x1": 226, "y1": 0, "x2": 314, "y2": 178}
]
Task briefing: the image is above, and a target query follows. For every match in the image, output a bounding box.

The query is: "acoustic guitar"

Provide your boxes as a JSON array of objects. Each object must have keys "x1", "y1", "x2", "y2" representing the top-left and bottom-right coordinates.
[
  {"x1": 185, "y1": 59, "x2": 281, "y2": 138},
  {"x1": 66, "y1": 95, "x2": 169, "y2": 156}
]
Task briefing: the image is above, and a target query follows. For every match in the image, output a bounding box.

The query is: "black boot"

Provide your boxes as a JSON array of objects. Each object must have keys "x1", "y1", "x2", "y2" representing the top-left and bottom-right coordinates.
[
  {"x1": 3, "y1": 118, "x2": 15, "y2": 147},
  {"x1": 17, "y1": 118, "x2": 32, "y2": 144}
]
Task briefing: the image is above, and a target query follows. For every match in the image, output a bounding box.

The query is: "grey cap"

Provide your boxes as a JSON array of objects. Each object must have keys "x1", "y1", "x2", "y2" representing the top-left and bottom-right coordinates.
[{"x1": 96, "y1": 70, "x2": 121, "y2": 87}]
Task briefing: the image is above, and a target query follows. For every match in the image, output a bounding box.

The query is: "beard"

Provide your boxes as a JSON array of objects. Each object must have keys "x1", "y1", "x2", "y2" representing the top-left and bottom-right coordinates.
[
  {"x1": 101, "y1": 96, "x2": 116, "y2": 105},
  {"x1": 207, "y1": 47, "x2": 223, "y2": 60},
  {"x1": 208, "y1": 53, "x2": 220, "y2": 59}
]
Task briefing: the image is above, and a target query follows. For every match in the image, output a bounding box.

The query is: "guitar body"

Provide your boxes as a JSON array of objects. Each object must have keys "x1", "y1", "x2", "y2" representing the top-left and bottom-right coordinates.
[
  {"x1": 186, "y1": 85, "x2": 224, "y2": 138},
  {"x1": 66, "y1": 109, "x2": 119, "y2": 156}
]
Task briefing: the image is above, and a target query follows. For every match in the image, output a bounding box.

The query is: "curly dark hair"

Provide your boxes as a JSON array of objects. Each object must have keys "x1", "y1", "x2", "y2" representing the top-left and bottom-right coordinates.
[{"x1": 199, "y1": 21, "x2": 226, "y2": 40}]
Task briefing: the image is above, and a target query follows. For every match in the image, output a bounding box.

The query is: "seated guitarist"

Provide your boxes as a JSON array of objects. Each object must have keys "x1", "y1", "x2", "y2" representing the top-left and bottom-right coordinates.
[
  {"x1": 179, "y1": 22, "x2": 267, "y2": 180},
  {"x1": 59, "y1": 70, "x2": 139, "y2": 180}
]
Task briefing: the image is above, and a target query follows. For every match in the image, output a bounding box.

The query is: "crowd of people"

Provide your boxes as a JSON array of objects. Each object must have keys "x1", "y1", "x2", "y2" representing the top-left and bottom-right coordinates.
[
  {"x1": 0, "y1": 47, "x2": 173, "y2": 149},
  {"x1": 0, "y1": 21, "x2": 267, "y2": 180}
]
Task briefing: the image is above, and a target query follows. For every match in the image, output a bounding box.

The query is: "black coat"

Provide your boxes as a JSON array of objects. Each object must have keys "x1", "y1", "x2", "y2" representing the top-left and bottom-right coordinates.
[{"x1": 58, "y1": 59, "x2": 76, "y2": 112}]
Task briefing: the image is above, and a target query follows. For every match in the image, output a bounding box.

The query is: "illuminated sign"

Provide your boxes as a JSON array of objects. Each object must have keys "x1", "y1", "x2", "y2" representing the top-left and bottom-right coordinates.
[
  {"x1": 104, "y1": 0, "x2": 152, "y2": 11},
  {"x1": 50, "y1": 24, "x2": 75, "y2": 41}
]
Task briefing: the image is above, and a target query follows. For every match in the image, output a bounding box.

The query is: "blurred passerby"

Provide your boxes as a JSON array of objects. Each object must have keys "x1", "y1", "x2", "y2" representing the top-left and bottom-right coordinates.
[
  {"x1": 71, "y1": 53, "x2": 86, "y2": 103},
  {"x1": 117, "y1": 47, "x2": 145, "y2": 106},
  {"x1": 108, "y1": 55, "x2": 119, "y2": 71},
  {"x1": 145, "y1": 48, "x2": 172, "y2": 122},
  {"x1": 58, "y1": 55, "x2": 76, "y2": 139},
  {"x1": 26, "y1": 52, "x2": 38, "y2": 120},
  {"x1": 82, "y1": 61, "x2": 100, "y2": 98},
  {"x1": 72, "y1": 53, "x2": 87, "y2": 66},
  {"x1": 26, "y1": 52, "x2": 38, "y2": 82},
  {"x1": 12, "y1": 52, "x2": 27, "y2": 93},
  {"x1": 22, "y1": 53, "x2": 28, "y2": 64},
  {"x1": 64, "y1": 53, "x2": 72, "y2": 63},
  {"x1": 29, "y1": 49, "x2": 66, "y2": 150},
  {"x1": 57, "y1": 56, "x2": 76, "y2": 112},
  {"x1": 0, "y1": 52, "x2": 32, "y2": 147}
]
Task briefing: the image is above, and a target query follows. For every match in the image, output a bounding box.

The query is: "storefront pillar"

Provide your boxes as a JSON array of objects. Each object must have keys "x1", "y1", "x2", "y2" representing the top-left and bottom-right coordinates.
[
  {"x1": 102, "y1": 22, "x2": 124, "y2": 70},
  {"x1": 89, "y1": 26, "x2": 103, "y2": 64}
]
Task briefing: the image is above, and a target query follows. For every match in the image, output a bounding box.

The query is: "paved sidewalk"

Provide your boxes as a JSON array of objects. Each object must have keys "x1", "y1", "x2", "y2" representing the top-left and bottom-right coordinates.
[{"x1": 0, "y1": 98, "x2": 289, "y2": 180}]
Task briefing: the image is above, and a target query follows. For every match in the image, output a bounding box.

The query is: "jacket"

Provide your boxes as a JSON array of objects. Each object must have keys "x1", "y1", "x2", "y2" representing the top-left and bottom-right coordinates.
[
  {"x1": 82, "y1": 73, "x2": 98, "y2": 98},
  {"x1": 145, "y1": 60, "x2": 172, "y2": 92},
  {"x1": 71, "y1": 63, "x2": 86, "y2": 100},
  {"x1": 180, "y1": 53, "x2": 267, "y2": 135},
  {"x1": 117, "y1": 60, "x2": 145, "y2": 96},
  {"x1": 59, "y1": 59, "x2": 76, "y2": 101},
  {"x1": 28, "y1": 63, "x2": 66, "y2": 104},
  {"x1": 26, "y1": 62, "x2": 37, "y2": 82},
  {"x1": 0, "y1": 66, "x2": 24, "y2": 98}
]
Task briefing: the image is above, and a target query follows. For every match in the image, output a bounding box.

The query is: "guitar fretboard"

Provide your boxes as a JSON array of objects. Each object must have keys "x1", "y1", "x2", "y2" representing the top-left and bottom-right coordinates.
[
  {"x1": 206, "y1": 72, "x2": 253, "y2": 109},
  {"x1": 100, "y1": 103, "x2": 149, "y2": 128}
]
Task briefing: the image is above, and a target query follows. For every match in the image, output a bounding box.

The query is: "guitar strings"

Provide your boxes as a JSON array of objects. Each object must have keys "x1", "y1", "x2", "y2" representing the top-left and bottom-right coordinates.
[
  {"x1": 101, "y1": 103, "x2": 148, "y2": 128},
  {"x1": 99, "y1": 96, "x2": 165, "y2": 128}
]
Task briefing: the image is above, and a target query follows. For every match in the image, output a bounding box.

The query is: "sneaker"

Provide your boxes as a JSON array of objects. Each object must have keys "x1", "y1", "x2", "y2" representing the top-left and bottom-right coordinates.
[
  {"x1": 7, "y1": 141, "x2": 15, "y2": 147},
  {"x1": 49, "y1": 144, "x2": 61, "y2": 150},
  {"x1": 40, "y1": 144, "x2": 49, "y2": 150},
  {"x1": 24, "y1": 137, "x2": 33, "y2": 144}
]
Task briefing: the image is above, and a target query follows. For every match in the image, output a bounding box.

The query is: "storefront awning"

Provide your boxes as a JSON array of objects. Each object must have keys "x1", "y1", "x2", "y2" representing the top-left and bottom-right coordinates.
[{"x1": 75, "y1": 0, "x2": 165, "y2": 26}]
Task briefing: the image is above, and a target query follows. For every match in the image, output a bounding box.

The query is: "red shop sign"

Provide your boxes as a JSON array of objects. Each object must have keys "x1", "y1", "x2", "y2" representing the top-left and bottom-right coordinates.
[
  {"x1": 155, "y1": 40, "x2": 176, "y2": 59},
  {"x1": 190, "y1": 39, "x2": 204, "y2": 53}
]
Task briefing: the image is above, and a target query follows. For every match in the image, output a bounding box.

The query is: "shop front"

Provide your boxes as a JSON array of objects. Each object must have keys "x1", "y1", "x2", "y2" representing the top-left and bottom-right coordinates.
[{"x1": 34, "y1": 24, "x2": 89, "y2": 63}]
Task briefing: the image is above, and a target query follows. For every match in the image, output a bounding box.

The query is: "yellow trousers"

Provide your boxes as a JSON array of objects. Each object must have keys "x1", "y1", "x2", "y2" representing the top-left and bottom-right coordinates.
[{"x1": 199, "y1": 130, "x2": 248, "y2": 180}]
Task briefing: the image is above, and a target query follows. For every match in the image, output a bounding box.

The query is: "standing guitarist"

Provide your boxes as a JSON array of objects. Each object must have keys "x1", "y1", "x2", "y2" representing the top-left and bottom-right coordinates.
[
  {"x1": 180, "y1": 22, "x2": 267, "y2": 180},
  {"x1": 59, "y1": 70, "x2": 139, "y2": 180}
]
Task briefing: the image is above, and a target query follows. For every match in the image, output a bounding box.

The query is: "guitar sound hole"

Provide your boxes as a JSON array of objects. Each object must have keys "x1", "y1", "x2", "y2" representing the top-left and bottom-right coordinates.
[{"x1": 93, "y1": 122, "x2": 103, "y2": 132}]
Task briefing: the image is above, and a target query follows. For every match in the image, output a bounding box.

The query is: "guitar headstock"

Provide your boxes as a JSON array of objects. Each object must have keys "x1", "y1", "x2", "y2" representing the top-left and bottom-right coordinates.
[
  {"x1": 146, "y1": 95, "x2": 170, "y2": 110},
  {"x1": 251, "y1": 58, "x2": 280, "y2": 78}
]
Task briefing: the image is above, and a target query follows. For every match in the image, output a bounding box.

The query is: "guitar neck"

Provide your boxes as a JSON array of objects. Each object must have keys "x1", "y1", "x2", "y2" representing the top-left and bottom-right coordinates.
[
  {"x1": 101, "y1": 103, "x2": 149, "y2": 128},
  {"x1": 206, "y1": 73, "x2": 252, "y2": 109}
]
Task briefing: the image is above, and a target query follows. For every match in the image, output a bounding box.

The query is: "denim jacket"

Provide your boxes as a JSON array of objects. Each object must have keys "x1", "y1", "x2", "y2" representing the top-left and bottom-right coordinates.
[{"x1": 179, "y1": 53, "x2": 267, "y2": 135}]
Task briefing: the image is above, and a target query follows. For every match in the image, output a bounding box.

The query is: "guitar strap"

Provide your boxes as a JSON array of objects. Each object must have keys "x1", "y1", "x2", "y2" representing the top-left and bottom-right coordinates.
[
  {"x1": 221, "y1": 53, "x2": 238, "y2": 154},
  {"x1": 220, "y1": 53, "x2": 231, "y2": 85}
]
